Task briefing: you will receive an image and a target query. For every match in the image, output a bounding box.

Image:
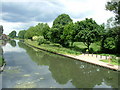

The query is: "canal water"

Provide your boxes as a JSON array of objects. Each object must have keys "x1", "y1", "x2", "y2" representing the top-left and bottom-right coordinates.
[{"x1": 1, "y1": 40, "x2": 119, "y2": 88}]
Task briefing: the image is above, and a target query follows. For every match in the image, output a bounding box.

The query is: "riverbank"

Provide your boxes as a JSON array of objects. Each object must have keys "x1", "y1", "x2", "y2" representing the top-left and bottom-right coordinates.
[
  {"x1": 24, "y1": 40, "x2": 120, "y2": 71},
  {"x1": 0, "y1": 40, "x2": 6, "y2": 72},
  {"x1": 24, "y1": 39, "x2": 81, "y2": 55},
  {"x1": 0, "y1": 53, "x2": 5, "y2": 72}
]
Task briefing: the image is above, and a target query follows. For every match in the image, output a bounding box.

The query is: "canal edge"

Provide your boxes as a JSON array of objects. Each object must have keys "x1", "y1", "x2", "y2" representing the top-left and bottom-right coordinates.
[
  {"x1": 0, "y1": 62, "x2": 6, "y2": 73},
  {"x1": 23, "y1": 41, "x2": 120, "y2": 72}
]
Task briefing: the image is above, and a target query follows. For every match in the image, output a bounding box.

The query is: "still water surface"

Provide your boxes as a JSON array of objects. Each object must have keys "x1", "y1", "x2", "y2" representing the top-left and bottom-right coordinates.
[{"x1": 1, "y1": 40, "x2": 119, "y2": 88}]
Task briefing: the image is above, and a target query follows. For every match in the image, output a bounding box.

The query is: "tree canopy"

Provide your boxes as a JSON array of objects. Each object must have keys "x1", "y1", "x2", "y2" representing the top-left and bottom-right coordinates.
[
  {"x1": 9, "y1": 30, "x2": 17, "y2": 38},
  {"x1": 75, "y1": 18, "x2": 102, "y2": 51},
  {"x1": 53, "y1": 14, "x2": 73, "y2": 27},
  {"x1": 106, "y1": 0, "x2": 120, "y2": 24},
  {"x1": 0, "y1": 25, "x2": 3, "y2": 35},
  {"x1": 18, "y1": 30, "x2": 26, "y2": 39}
]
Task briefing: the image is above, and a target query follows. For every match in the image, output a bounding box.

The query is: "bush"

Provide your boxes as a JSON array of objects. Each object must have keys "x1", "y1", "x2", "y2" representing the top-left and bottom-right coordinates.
[
  {"x1": 111, "y1": 56, "x2": 120, "y2": 64},
  {"x1": 32, "y1": 36, "x2": 39, "y2": 41},
  {"x1": 37, "y1": 36, "x2": 50, "y2": 45},
  {"x1": 104, "y1": 37, "x2": 115, "y2": 50}
]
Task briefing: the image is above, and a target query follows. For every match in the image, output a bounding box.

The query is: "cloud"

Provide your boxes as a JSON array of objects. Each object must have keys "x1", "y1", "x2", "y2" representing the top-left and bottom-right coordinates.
[
  {"x1": 2, "y1": 1, "x2": 65, "y2": 22},
  {"x1": 1, "y1": 0, "x2": 115, "y2": 34}
]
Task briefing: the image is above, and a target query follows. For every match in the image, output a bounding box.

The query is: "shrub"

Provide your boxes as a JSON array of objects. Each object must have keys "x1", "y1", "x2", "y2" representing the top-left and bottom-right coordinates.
[
  {"x1": 111, "y1": 56, "x2": 120, "y2": 64},
  {"x1": 37, "y1": 36, "x2": 50, "y2": 45},
  {"x1": 32, "y1": 36, "x2": 39, "y2": 41}
]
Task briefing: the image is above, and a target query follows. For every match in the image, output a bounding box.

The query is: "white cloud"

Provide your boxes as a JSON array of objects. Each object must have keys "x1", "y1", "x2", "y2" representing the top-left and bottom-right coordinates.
[{"x1": 1, "y1": 0, "x2": 115, "y2": 34}]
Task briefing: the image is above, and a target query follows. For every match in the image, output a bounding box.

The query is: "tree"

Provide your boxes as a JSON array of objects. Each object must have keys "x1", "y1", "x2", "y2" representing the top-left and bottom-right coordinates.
[
  {"x1": 9, "y1": 30, "x2": 16, "y2": 38},
  {"x1": 24, "y1": 23, "x2": 50, "y2": 40},
  {"x1": 105, "y1": 0, "x2": 120, "y2": 53},
  {"x1": 0, "y1": 25, "x2": 3, "y2": 35},
  {"x1": 75, "y1": 18, "x2": 101, "y2": 51},
  {"x1": 53, "y1": 14, "x2": 72, "y2": 27},
  {"x1": 35, "y1": 23, "x2": 46, "y2": 36},
  {"x1": 109, "y1": 26, "x2": 120, "y2": 53},
  {"x1": 49, "y1": 14, "x2": 73, "y2": 47},
  {"x1": 106, "y1": 0, "x2": 120, "y2": 24},
  {"x1": 24, "y1": 26, "x2": 37, "y2": 39},
  {"x1": 104, "y1": 37, "x2": 116, "y2": 50},
  {"x1": 18, "y1": 30, "x2": 26, "y2": 39},
  {"x1": 62, "y1": 22, "x2": 75, "y2": 46},
  {"x1": 42, "y1": 23, "x2": 50, "y2": 40}
]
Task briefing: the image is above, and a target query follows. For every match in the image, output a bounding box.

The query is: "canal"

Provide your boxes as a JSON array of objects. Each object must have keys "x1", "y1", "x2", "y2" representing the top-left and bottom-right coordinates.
[{"x1": 0, "y1": 40, "x2": 119, "y2": 88}]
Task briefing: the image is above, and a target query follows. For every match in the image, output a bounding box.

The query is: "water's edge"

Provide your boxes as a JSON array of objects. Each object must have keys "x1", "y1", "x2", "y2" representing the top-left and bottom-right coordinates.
[
  {"x1": 24, "y1": 41, "x2": 119, "y2": 72},
  {"x1": 0, "y1": 62, "x2": 6, "y2": 72}
]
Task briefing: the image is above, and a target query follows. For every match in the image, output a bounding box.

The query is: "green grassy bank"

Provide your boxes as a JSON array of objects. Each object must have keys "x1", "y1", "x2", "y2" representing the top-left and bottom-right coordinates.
[
  {"x1": 25, "y1": 39, "x2": 81, "y2": 55},
  {"x1": 24, "y1": 39, "x2": 120, "y2": 66},
  {"x1": 0, "y1": 56, "x2": 3, "y2": 66}
]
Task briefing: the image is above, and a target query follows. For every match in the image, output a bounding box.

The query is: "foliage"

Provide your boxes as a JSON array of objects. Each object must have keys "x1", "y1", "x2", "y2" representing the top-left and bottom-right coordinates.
[
  {"x1": 9, "y1": 30, "x2": 17, "y2": 38},
  {"x1": 106, "y1": 1, "x2": 120, "y2": 24},
  {"x1": 32, "y1": 36, "x2": 39, "y2": 41},
  {"x1": 62, "y1": 22, "x2": 75, "y2": 46},
  {"x1": 0, "y1": 25, "x2": 3, "y2": 35},
  {"x1": 24, "y1": 23, "x2": 50, "y2": 40},
  {"x1": 104, "y1": 26, "x2": 120, "y2": 53},
  {"x1": 18, "y1": 30, "x2": 26, "y2": 39},
  {"x1": 37, "y1": 36, "x2": 50, "y2": 45},
  {"x1": 25, "y1": 40, "x2": 81, "y2": 55},
  {"x1": 104, "y1": 37, "x2": 115, "y2": 50},
  {"x1": 75, "y1": 18, "x2": 102, "y2": 51},
  {"x1": 24, "y1": 26, "x2": 38, "y2": 39},
  {"x1": 48, "y1": 14, "x2": 73, "y2": 47},
  {"x1": 53, "y1": 14, "x2": 72, "y2": 27},
  {"x1": 39, "y1": 23, "x2": 50, "y2": 39}
]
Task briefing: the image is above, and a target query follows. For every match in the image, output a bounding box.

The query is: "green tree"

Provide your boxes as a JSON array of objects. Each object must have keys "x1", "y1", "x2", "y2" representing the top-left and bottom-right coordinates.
[
  {"x1": 53, "y1": 14, "x2": 72, "y2": 27},
  {"x1": 0, "y1": 25, "x2": 3, "y2": 36},
  {"x1": 49, "y1": 14, "x2": 73, "y2": 47},
  {"x1": 42, "y1": 23, "x2": 50, "y2": 40},
  {"x1": 9, "y1": 30, "x2": 17, "y2": 38},
  {"x1": 62, "y1": 22, "x2": 75, "y2": 46},
  {"x1": 18, "y1": 30, "x2": 26, "y2": 39},
  {"x1": 24, "y1": 26, "x2": 37, "y2": 39},
  {"x1": 104, "y1": 37, "x2": 115, "y2": 50},
  {"x1": 24, "y1": 23, "x2": 50, "y2": 40},
  {"x1": 75, "y1": 18, "x2": 101, "y2": 51},
  {"x1": 109, "y1": 26, "x2": 120, "y2": 53},
  {"x1": 106, "y1": 0, "x2": 120, "y2": 24},
  {"x1": 35, "y1": 23, "x2": 45, "y2": 36}
]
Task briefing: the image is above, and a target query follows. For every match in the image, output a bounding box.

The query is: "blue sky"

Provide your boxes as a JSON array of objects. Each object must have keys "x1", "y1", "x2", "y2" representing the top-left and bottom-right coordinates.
[{"x1": 0, "y1": 0, "x2": 114, "y2": 34}]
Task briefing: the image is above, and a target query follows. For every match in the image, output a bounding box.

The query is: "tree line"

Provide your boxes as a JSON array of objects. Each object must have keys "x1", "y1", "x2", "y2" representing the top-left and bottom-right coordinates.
[{"x1": 8, "y1": 0, "x2": 120, "y2": 54}]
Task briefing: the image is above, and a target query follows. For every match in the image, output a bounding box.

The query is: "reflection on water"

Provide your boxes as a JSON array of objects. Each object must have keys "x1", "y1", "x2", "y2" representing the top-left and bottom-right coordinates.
[
  {"x1": 9, "y1": 40, "x2": 16, "y2": 47},
  {"x1": 1, "y1": 40, "x2": 119, "y2": 88}
]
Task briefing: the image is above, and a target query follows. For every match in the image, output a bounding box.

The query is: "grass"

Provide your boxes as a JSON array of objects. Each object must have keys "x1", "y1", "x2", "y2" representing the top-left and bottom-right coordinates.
[
  {"x1": 0, "y1": 56, "x2": 3, "y2": 66},
  {"x1": 25, "y1": 39, "x2": 81, "y2": 55},
  {"x1": 73, "y1": 42, "x2": 101, "y2": 53},
  {"x1": 25, "y1": 39, "x2": 120, "y2": 66},
  {"x1": 100, "y1": 59, "x2": 120, "y2": 66}
]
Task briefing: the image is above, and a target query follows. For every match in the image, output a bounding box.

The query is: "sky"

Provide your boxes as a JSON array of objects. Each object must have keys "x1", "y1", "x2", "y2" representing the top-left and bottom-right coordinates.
[{"x1": 0, "y1": 0, "x2": 115, "y2": 35}]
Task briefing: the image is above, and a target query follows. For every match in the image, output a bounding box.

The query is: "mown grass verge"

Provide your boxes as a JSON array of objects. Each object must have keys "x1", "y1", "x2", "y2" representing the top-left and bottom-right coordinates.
[
  {"x1": 0, "y1": 56, "x2": 3, "y2": 66},
  {"x1": 24, "y1": 39, "x2": 81, "y2": 55},
  {"x1": 25, "y1": 39, "x2": 120, "y2": 66},
  {"x1": 100, "y1": 59, "x2": 120, "y2": 66}
]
